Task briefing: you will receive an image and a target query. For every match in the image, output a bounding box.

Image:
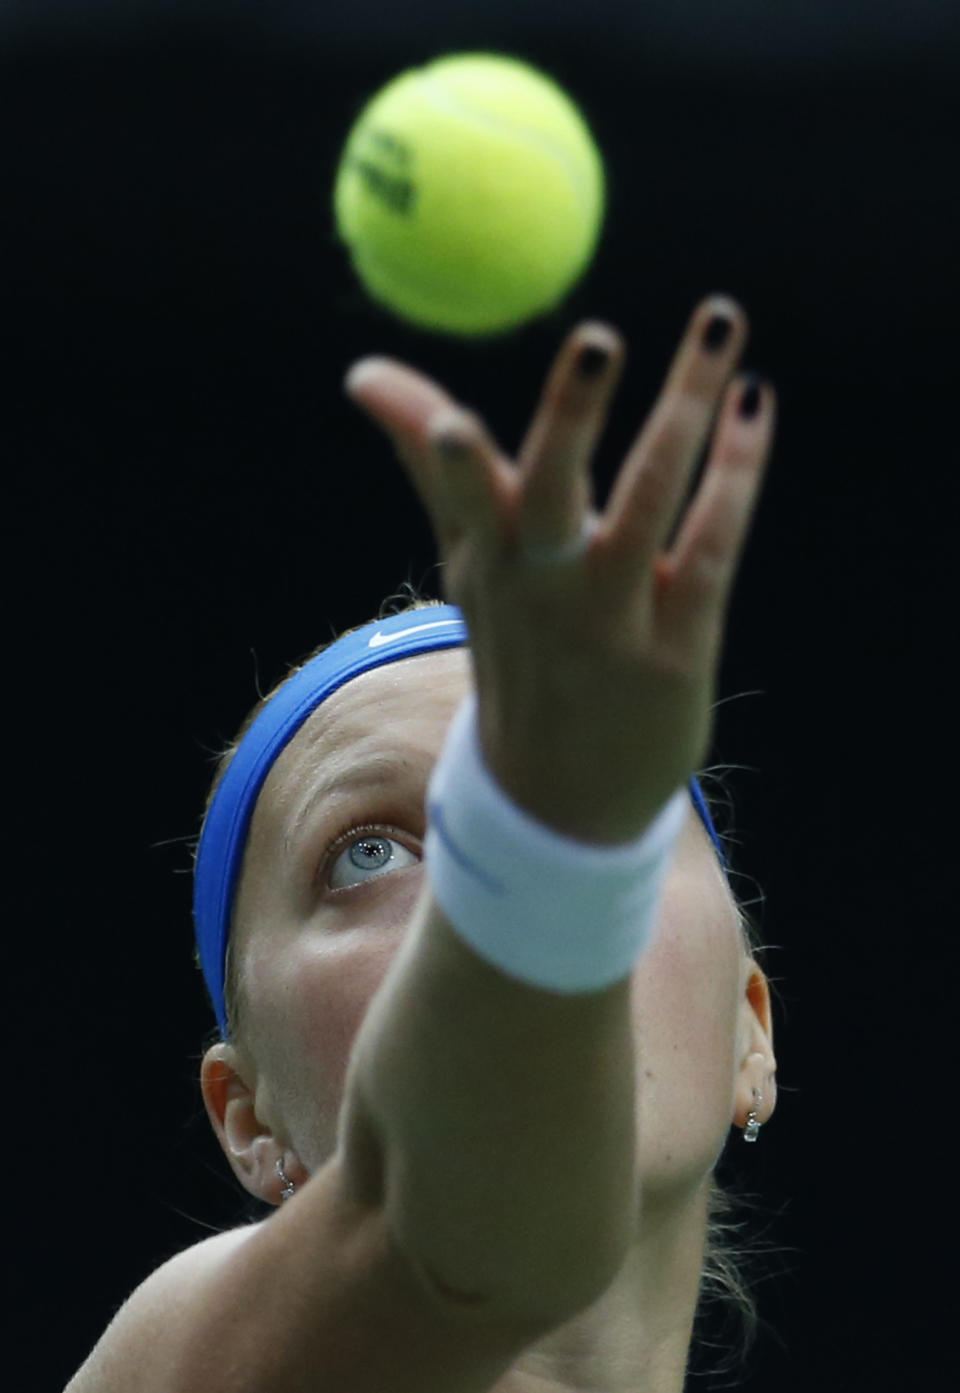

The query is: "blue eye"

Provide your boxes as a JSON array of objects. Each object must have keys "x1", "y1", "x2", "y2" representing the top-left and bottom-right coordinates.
[{"x1": 326, "y1": 825, "x2": 418, "y2": 892}]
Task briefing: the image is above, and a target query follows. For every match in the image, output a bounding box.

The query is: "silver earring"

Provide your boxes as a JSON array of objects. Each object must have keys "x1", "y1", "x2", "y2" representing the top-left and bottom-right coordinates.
[
  {"x1": 276, "y1": 1158, "x2": 296, "y2": 1201},
  {"x1": 744, "y1": 1087, "x2": 763, "y2": 1143}
]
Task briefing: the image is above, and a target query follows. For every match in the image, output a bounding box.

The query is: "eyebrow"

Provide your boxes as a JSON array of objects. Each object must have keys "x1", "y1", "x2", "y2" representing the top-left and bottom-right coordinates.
[{"x1": 283, "y1": 753, "x2": 412, "y2": 856}]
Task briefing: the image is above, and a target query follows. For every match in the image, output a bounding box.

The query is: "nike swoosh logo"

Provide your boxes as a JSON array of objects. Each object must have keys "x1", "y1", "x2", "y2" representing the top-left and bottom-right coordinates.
[{"x1": 368, "y1": 619, "x2": 463, "y2": 648}]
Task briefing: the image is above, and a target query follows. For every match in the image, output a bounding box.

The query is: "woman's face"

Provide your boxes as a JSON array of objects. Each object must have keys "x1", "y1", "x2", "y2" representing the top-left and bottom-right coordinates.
[{"x1": 204, "y1": 646, "x2": 776, "y2": 1202}]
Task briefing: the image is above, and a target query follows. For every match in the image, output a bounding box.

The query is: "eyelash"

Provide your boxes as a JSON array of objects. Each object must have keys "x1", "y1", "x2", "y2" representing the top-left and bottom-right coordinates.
[{"x1": 319, "y1": 821, "x2": 417, "y2": 891}]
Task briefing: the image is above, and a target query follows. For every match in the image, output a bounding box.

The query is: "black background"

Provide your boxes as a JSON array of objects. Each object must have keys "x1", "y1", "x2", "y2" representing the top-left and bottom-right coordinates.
[{"x1": 4, "y1": 4, "x2": 955, "y2": 1390}]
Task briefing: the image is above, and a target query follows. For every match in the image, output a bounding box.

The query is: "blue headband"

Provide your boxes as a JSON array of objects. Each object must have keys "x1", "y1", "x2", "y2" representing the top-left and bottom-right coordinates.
[{"x1": 194, "y1": 604, "x2": 727, "y2": 1039}]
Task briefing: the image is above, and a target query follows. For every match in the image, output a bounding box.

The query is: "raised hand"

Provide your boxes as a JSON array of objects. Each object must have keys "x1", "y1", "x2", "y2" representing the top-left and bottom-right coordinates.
[{"x1": 343, "y1": 295, "x2": 776, "y2": 844}]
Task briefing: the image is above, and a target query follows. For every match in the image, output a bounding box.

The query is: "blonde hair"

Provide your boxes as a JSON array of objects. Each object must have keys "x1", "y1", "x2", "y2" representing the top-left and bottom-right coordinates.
[{"x1": 195, "y1": 583, "x2": 785, "y2": 1381}]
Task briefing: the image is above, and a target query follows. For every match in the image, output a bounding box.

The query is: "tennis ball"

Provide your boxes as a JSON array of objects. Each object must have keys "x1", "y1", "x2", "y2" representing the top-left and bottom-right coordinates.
[{"x1": 333, "y1": 52, "x2": 606, "y2": 337}]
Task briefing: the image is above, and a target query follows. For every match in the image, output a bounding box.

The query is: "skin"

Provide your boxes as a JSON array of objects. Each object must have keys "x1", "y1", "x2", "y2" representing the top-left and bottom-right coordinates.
[{"x1": 200, "y1": 645, "x2": 778, "y2": 1392}]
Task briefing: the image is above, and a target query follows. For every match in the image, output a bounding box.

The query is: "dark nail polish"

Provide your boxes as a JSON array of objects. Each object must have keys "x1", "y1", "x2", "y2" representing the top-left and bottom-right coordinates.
[
  {"x1": 703, "y1": 314, "x2": 733, "y2": 352},
  {"x1": 577, "y1": 344, "x2": 609, "y2": 378},
  {"x1": 738, "y1": 376, "x2": 763, "y2": 420},
  {"x1": 434, "y1": 429, "x2": 472, "y2": 458}
]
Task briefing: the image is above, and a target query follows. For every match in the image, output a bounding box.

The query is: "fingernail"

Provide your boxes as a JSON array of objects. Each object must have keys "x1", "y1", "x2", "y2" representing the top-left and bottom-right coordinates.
[
  {"x1": 344, "y1": 358, "x2": 388, "y2": 396},
  {"x1": 702, "y1": 314, "x2": 733, "y2": 352},
  {"x1": 577, "y1": 344, "x2": 610, "y2": 378},
  {"x1": 738, "y1": 375, "x2": 764, "y2": 419},
  {"x1": 431, "y1": 426, "x2": 470, "y2": 459}
]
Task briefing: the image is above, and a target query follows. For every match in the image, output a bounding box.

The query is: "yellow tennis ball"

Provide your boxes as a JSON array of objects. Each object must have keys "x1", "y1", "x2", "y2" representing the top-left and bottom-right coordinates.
[{"x1": 333, "y1": 52, "x2": 606, "y2": 337}]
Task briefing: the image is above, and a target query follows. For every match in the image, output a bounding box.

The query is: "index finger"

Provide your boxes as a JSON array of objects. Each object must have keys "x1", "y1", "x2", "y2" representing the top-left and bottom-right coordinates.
[{"x1": 343, "y1": 356, "x2": 511, "y2": 556}]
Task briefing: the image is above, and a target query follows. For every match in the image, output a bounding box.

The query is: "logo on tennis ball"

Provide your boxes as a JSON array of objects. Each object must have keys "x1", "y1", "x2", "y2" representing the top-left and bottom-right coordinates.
[{"x1": 344, "y1": 127, "x2": 417, "y2": 217}]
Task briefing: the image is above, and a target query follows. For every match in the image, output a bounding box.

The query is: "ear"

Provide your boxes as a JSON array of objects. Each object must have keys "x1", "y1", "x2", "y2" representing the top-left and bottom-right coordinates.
[
  {"x1": 200, "y1": 1042, "x2": 302, "y2": 1207},
  {"x1": 733, "y1": 961, "x2": 778, "y2": 1133}
]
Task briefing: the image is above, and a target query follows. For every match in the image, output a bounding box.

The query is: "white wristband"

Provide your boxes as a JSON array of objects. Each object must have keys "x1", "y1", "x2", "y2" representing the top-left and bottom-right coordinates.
[{"x1": 424, "y1": 691, "x2": 688, "y2": 993}]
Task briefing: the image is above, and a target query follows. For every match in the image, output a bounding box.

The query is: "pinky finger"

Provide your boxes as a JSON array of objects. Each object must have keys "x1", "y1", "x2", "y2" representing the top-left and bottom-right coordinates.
[{"x1": 659, "y1": 375, "x2": 776, "y2": 657}]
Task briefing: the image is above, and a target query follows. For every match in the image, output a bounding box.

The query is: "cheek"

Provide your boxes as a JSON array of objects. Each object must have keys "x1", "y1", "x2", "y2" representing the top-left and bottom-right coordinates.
[
  {"x1": 637, "y1": 911, "x2": 739, "y2": 1075},
  {"x1": 630, "y1": 879, "x2": 743, "y2": 1182},
  {"x1": 248, "y1": 927, "x2": 406, "y2": 1167}
]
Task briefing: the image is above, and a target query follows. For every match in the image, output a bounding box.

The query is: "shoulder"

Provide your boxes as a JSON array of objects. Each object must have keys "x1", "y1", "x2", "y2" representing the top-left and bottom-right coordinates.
[
  {"x1": 127, "y1": 1221, "x2": 266, "y2": 1302},
  {"x1": 64, "y1": 1166, "x2": 553, "y2": 1393},
  {"x1": 64, "y1": 1224, "x2": 264, "y2": 1391},
  {"x1": 168, "y1": 1221, "x2": 265, "y2": 1267}
]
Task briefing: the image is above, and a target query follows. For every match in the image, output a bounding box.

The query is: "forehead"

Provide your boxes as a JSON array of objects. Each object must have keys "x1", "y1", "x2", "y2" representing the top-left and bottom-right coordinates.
[
  {"x1": 235, "y1": 641, "x2": 738, "y2": 947},
  {"x1": 253, "y1": 645, "x2": 473, "y2": 832}
]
